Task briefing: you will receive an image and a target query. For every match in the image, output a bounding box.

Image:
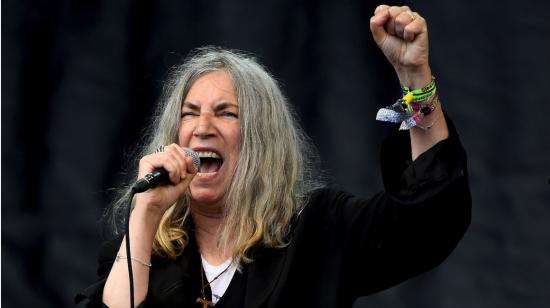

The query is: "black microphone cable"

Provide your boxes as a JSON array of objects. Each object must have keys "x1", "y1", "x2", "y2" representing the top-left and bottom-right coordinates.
[{"x1": 125, "y1": 187, "x2": 137, "y2": 308}]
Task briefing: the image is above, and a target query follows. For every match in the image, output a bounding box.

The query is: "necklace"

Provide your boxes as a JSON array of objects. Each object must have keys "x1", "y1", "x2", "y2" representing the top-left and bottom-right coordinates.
[{"x1": 196, "y1": 261, "x2": 232, "y2": 307}]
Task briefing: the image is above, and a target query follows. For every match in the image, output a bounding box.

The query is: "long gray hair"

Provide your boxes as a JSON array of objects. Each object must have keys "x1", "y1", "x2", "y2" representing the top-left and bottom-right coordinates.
[{"x1": 109, "y1": 47, "x2": 324, "y2": 261}]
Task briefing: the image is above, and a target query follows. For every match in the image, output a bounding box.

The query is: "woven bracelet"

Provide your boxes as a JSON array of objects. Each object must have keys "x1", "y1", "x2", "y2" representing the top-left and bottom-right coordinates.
[{"x1": 401, "y1": 76, "x2": 437, "y2": 102}]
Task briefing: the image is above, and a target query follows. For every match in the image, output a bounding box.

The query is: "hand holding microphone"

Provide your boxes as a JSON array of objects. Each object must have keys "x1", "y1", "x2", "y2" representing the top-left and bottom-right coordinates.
[
  {"x1": 132, "y1": 145, "x2": 200, "y2": 213},
  {"x1": 133, "y1": 146, "x2": 200, "y2": 193}
]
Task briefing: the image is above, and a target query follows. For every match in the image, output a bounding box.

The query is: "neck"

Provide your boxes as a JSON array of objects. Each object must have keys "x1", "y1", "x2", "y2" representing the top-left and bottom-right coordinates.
[{"x1": 191, "y1": 205, "x2": 231, "y2": 265}]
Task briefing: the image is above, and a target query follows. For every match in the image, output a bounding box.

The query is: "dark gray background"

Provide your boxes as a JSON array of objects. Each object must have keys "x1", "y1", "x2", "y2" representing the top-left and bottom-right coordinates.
[{"x1": 2, "y1": 0, "x2": 550, "y2": 307}]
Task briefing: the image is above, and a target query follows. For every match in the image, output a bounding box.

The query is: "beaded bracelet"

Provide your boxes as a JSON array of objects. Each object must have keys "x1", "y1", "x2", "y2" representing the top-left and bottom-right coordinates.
[{"x1": 116, "y1": 254, "x2": 152, "y2": 267}]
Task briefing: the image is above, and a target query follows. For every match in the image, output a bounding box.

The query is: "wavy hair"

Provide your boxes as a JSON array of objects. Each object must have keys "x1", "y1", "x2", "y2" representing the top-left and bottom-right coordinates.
[{"x1": 109, "y1": 47, "x2": 324, "y2": 262}]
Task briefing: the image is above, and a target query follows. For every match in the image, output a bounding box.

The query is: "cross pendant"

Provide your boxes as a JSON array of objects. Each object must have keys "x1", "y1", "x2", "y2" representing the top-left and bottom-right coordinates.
[{"x1": 196, "y1": 297, "x2": 215, "y2": 308}]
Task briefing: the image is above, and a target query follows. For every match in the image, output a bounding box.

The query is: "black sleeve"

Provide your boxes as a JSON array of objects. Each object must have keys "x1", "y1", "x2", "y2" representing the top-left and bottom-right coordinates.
[
  {"x1": 374, "y1": 115, "x2": 471, "y2": 291},
  {"x1": 322, "y1": 115, "x2": 472, "y2": 296}
]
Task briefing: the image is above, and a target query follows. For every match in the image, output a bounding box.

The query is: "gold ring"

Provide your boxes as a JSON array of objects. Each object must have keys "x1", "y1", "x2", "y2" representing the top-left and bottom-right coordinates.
[{"x1": 406, "y1": 11, "x2": 416, "y2": 21}]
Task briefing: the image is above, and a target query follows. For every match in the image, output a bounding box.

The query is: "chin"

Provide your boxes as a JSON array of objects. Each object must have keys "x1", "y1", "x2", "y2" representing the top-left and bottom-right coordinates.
[{"x1": 189, "y1": 189, "x2": 224, "y2": 207}]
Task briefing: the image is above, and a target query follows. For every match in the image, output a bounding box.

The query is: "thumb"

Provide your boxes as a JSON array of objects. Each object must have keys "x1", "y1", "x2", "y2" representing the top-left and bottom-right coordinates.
[
  {"x1": 369, "y1": 9, "x2": 390, "y2": 46},
  {"x1": 169, "y1": 171, "x2": 196, "y2": 201}
]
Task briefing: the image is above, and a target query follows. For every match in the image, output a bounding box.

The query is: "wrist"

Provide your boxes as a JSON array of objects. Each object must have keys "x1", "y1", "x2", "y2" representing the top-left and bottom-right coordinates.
[
  {"x1": 130, "y1": 201, "x2": 164, "y2": 233},
  {"x1": 396, "y1": 65, "x2": 432, "y2": 89},
  {"x1": 134, "y1": 193, "x2": 171, "y2": 220}
]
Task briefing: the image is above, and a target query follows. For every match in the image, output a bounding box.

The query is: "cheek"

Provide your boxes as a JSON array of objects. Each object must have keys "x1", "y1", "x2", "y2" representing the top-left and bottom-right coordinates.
[
  {"x1": 178, "y1": 123, "x2": 192, "y2": 145},
  {"x1": 230, "y1": 128, "x2": 241, "y2": 152},
  {"x1": 225, "y1": 127, "x2": 241, "y2": 166}
]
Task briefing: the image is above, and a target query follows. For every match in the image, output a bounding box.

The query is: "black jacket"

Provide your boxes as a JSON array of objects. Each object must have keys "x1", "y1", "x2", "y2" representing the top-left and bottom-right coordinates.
[{"x1": 76, "y1": 118, "x2": 471, "y2": 307}]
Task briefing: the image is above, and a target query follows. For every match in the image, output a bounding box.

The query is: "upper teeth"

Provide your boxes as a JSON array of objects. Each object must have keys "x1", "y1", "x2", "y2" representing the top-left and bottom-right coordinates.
[{"x1": 197, "y1": 151, "x2": 221, "y2": 159}]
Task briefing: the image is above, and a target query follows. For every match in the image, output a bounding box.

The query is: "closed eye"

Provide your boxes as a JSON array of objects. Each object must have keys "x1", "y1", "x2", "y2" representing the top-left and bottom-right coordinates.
[
  {"x1": 181, "y1": 111, "x2": 198, "y2": 119},
  {"x1": 220, "y1": 111, "x2": 238, "y2": 119},
  {"x1": 181, "y1": 101, "x2": 200, "y2": 119}
]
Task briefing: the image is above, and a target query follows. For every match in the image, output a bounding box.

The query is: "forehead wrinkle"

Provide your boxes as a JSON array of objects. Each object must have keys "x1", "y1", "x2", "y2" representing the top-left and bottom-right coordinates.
[{"x1": 182, "y1": 101, "x2": 200, "y2": 110}]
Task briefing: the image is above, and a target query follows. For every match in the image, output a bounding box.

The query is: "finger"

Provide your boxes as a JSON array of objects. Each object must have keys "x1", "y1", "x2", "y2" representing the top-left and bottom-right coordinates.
[
  {"x1": 173, "y1": 145, "x2": 198, "y2": 174},
  {"x1": 403, "y1": 15, "x2": 427, "y2": 42},
  {"x1": 386, "y1": 6, "x2": 410, "y2": 37},
  {"x1": 169, "y1": 147, "x2": 197, "y2": 193},
  {"x1": 172, "y1": 168, "x2": 196, "y2": 196},
  {"x1": 389, "y1": 5, "x2": 411, "y2": 16},
  {"x1": 160, "y1": 152, "x2": 182, "y2": 185},
  {"x1": 386, "y1": 15, "x2": 396, "y2": 36},
  {"x1": 183, "y1": 153, "x2": 198, "y2": 174},
  {"x1": 370, "y1": 7, "x2": 390, "y2": 45},
  {"x1": 374, "y1": 4, "x2": 389, "y2": 15},
  {"x1": 164, "y1": 144, "x2": 188, "y2": 183},
  {"x1": 138, "y1": 150, "x2": 181, "y2": 184},
  {"x1": 394, "y1": 10, "x2": 416, "y2": 40},
  {"x1": 138, "y1": 154, "x2": 163, "y2": 178}
]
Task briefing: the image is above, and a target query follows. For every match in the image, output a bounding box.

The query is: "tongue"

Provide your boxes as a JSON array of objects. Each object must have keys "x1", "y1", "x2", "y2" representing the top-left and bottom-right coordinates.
[{"x1": 199, "y1": 159, "x2": 222, "y2": 173}]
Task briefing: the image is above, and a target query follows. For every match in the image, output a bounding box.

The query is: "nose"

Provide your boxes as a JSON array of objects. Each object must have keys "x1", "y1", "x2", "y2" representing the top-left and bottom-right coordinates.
[{"x1": 193, "y1": 112, "x2": 215, "y2": 139}]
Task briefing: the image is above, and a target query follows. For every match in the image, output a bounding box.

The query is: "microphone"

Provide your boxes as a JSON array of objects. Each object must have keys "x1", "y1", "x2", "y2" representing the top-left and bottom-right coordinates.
[{"x1": 132, "y1": 147, "x2": 201, "y2": 193}]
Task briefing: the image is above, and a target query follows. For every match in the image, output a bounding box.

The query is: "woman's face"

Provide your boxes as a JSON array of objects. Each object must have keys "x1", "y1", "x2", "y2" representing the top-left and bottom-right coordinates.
[{"x1": 179, "y1": 70, "x2": 241, "y2": 207}]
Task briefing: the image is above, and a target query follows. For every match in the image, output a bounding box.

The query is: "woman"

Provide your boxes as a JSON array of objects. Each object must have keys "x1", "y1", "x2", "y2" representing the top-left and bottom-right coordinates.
[{"x1": 77, "y1": 5, "x2": 471, "y2": 307}]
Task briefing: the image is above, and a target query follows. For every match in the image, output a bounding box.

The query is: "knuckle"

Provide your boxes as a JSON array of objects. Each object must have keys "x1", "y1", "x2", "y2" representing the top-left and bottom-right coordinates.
[
  {"x1": 164, "y1": 144, "x2": 176, "y2": 152},
  {"x1": 139, "y1": 156, "x2": 150, "y2": 165},
  {"x1": 396, "y1": 14, "x2": 408, "y2": 23},
  {"x1": 388, "y1": 6, "x2": 399, "y2": 14}
]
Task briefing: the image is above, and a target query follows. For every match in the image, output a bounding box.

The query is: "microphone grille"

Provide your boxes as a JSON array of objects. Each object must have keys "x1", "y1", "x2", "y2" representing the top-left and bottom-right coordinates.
[{"x1": 182, "y1": 147, "x2": 201, "y2": 169}]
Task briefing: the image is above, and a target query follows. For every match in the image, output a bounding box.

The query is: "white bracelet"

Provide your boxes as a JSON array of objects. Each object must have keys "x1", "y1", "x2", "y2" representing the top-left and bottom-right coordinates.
[{"x1": 116, "y1": 254, "x2": 152, "y2": 267}]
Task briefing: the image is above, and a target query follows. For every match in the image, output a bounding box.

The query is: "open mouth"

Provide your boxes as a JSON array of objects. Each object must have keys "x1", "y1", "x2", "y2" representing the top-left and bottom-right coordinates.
[{"x1": 196, "y1": 151, "x2": 223, "y2": 173}]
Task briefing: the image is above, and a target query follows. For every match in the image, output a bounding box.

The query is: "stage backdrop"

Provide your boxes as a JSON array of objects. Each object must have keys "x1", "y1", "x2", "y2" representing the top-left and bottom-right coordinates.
[{"x1": 2, "y1": 0, "x2": 550, "y2": 307}]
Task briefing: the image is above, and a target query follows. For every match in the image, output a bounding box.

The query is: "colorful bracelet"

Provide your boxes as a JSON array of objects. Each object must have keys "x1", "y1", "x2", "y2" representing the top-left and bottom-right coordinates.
[
  {"x1": 401, "y1": 76, "x2": 437, "y2": 102},
  {"x1": 375, "y1": 77, "x2": 439, "y2": 130}
]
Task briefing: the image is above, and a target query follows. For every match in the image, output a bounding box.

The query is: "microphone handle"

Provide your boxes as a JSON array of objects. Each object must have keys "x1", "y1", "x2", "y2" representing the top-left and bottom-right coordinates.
[{"x1": 132, "y1": 169, "x2": 169, "y2": 193}]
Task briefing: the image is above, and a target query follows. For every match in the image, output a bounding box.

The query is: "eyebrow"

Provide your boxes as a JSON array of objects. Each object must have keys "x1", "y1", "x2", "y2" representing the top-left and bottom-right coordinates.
[
  {"x1": 182, "y1": 101, "x2": 200, "y2": 111},
  {"x1": 213, "y1": 102, "x2": 238, "y2": 111}
]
